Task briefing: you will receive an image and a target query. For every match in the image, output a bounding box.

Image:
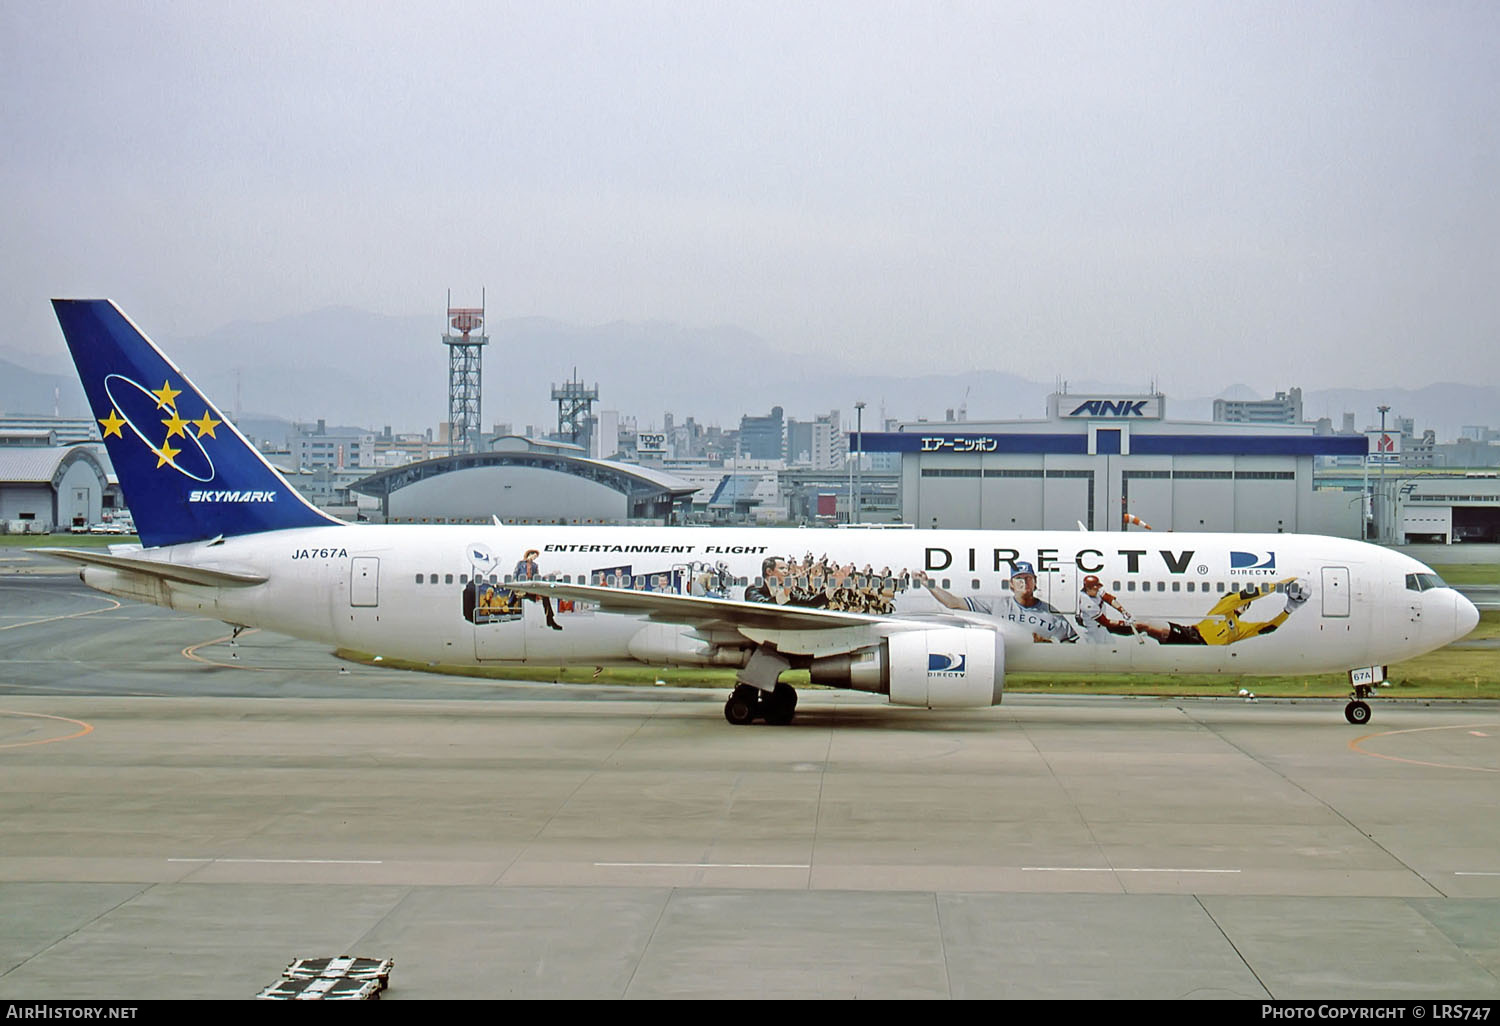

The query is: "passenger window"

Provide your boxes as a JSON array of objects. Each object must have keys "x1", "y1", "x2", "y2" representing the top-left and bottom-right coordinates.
[
  {"x1": 1172, "y1": 581, "x2": 1180, "y2": 592},
  {"x1": 428, "y1": 573, "x2": 437, "y2": 584},
  {"x1": 414, "y1": 574, "x2": 423, "y2": 584},
  {"x1": 1127, "y1": 581, "x2": 1136, "y2": 592},
  {"x1": 445, "y1": 574, "x2": 454, "y2": 585}
]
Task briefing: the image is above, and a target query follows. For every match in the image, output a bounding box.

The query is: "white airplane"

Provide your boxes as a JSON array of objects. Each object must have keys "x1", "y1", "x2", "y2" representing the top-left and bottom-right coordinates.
[{"x1": 38, "y1": 300, "x2": 1479, "y2": 726}]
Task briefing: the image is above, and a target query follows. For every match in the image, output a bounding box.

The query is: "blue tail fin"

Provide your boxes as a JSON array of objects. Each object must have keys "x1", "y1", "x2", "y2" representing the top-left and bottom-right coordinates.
[{"x1": 52, "y1": 299, "x2": 341, "y2": 548}]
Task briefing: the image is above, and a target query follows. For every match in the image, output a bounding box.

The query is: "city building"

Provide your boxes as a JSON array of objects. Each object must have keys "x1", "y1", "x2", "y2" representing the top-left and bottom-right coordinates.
[
  {"x1": 738, "y1": 406, "x2": 785, "y2": 461},
  {"x1": 0, "y1": 416, "x2": 101, "y2": 447},
  {"x1": 1213, "y1": 387, "x2": 1303, "y2": 425},
  {"x1": 288, "y1": 419, "x2": 376, "y2": 470}
]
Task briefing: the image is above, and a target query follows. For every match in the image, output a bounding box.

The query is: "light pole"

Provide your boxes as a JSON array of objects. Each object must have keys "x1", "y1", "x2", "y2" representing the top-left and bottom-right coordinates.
[
  {"x1": 1377, "y1": 404, "x2": 1390, "y2": 544},
  {"x1": 853, "y1": 401, "x2": 865, "y2": 525}
]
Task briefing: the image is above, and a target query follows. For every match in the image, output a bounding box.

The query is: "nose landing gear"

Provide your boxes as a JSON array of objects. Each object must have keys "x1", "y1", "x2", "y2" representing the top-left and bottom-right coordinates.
[{"x1": 1345, "y1": 683, "x2": 1374, "y2": 725}]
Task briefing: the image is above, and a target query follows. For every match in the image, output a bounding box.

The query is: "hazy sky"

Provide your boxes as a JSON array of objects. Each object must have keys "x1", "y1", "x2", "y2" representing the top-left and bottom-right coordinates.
[{"x1": 3, "y1": 1, "x2": 1498, "y2": 398}]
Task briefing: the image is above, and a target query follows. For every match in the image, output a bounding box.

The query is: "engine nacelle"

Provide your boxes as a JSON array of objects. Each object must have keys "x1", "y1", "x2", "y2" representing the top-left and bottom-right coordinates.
[
  {"x1": 809, "y1": 626, "x2": 1004, "y2": 708},
  {"x1": 627, "y1": 623, "x2": 747, "y2": 667}
]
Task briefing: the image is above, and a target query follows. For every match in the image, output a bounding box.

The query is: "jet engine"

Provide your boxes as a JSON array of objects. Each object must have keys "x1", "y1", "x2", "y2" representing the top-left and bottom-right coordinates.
[{"x1": 808, "y1": 626, "x2": 1004, "y2": 708}]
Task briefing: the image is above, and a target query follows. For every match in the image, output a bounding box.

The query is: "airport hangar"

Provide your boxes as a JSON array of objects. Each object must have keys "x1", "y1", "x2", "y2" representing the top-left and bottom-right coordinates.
[
  {"x1": 0, "y1": 445, "x2": 114, "y2": 533},
  {"x1": 350, "y1": 436, "x2": 699, "y2": 525},
  {"x1": 856, "y1": 392, "x2": 1370, "y2": 535}
]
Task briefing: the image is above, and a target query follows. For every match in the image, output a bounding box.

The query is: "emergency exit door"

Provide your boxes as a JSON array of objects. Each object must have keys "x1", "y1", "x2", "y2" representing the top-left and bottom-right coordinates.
[
  {"x1": 350, "y1": 557, "x2": 380, "y2": 607},
  {"x1": 1320, "y1": 566, "x2": 1349, "y2": 618}
]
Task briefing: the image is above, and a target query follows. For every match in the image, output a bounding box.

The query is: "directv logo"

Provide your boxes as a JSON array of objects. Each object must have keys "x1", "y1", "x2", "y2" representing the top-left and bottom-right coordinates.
[
  {"x1": 1230, "y1": 551, "x2": 1277, "y2": 575},
  {"x1": 927, "y1": 653, "x2": 967, "y2": 676}
]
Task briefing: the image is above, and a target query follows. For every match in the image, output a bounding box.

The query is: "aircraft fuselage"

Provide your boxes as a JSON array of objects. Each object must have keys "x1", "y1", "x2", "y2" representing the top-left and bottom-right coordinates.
[{"x1": 79, "y1": 524, "x2": 1473, "y2": 677}]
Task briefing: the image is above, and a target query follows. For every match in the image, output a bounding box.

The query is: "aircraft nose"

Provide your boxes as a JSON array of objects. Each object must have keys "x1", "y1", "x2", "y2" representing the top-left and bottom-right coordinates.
[{"x1": 1455, "y1": 591, "x2": 1480, "y2": 640}]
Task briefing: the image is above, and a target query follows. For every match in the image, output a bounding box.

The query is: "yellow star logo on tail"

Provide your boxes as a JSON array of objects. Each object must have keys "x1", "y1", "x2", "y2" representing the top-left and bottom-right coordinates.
[
  {"x1": 152, "y1": 381, "x2": 182, "y2": 410},
  {"x1": 161, "y1": 411, "x2": 189, "y2": 439},
  {"x1": 153, "y1": 441, "x2": 180, "y2": 469},
  {"x1": 98, "y1": 409, "x2": 125, "y2": 438},
  {"x1": 192, "y1": 411, "x2": 221, "y2": 438}
]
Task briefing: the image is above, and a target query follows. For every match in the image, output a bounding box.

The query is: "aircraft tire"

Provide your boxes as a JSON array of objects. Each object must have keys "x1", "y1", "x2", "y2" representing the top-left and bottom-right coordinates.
[
  {"x1": 762, "y1": 682, "x2": 798, "y2": 726},
  {"x1": 1344, "y1": 700, "x2": 1371, "y2": 725},
  {"x1": 724, "y1": 688, "x2": 759, "y2": 725}
]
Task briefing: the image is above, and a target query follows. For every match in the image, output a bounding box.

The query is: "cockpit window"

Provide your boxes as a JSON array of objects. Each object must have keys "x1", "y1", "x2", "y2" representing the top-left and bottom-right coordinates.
[{"x1": 1405, "y1": 572, "x2": 1448, "y2": 592}]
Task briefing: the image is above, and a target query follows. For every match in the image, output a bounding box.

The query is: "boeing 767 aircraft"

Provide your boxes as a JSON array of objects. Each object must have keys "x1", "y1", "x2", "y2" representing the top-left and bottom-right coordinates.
[{"x1": 37, "y1": 300, "x2": 1479, "y2": 726}]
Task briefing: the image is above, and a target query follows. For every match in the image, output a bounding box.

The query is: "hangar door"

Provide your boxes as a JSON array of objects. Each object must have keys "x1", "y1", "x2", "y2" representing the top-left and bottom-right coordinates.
[{"x1": 350, "y1": 557, "x2": 380, "y2": 607}]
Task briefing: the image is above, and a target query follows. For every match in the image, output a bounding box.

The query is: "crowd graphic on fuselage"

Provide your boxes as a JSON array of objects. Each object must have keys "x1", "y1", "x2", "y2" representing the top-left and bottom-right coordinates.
[
  {"x1": 742, "y1": 552, "x2": 915, "y2": 614},
  {"x1": 455, "y1": 542, "x2": 1314, "y2": 651}
]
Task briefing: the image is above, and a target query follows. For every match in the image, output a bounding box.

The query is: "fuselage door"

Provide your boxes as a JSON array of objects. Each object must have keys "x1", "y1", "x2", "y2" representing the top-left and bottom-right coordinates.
[
  {"x1": 1320, "y1": 566, "x2": 1350, "y2": 618},
  {"x1": 350, "y1": 557, "x2": 379, "y2": 607},
  {"x1": 1041, "y1": 564, "x2": 1074, "y2": 621}
]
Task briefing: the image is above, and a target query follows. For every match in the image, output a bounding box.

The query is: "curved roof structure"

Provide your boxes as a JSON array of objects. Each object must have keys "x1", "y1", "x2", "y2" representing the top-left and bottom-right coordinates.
[
  {"x1": 351, "y1": 450, "x2": 698, "y2": 523},
  {"x1": 0, "y1": 445, "x2": 111, "y2": 487}
]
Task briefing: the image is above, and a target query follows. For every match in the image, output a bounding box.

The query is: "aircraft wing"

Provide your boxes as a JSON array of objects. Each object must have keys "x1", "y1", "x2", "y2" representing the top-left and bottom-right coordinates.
[
  {"x1": 514, "y1": 580, "x2": 902, "y2": 632},
  {"x1": 30, "y1": 548, "x2": 268, "y2": 588}
]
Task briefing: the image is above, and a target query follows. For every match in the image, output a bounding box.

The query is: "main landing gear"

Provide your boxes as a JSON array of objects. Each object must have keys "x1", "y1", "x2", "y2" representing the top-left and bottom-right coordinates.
[
  {"x1": 1345, "y1": 684, "x2": 1374, "y2": 725},
  {"x1": 723, "y1": 682, "x2": 798, "y2": 726}
]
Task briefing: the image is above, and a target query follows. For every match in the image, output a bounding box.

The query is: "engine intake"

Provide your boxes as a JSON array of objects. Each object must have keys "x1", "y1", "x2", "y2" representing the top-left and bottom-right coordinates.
[{"x1": 809, "y1": 626, "x2": 1004, "y2": 708}]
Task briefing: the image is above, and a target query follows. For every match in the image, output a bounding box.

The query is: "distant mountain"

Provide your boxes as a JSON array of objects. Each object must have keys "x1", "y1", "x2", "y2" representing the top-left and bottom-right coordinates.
[
  {"x1": 3, "y1": 310, "x2": 1496, "y2": 441},
  {"x1": 1298, "y1": 385, "x2": 1500, "y2": 439},
  {"x1": 0, "y1": 356, "x2": 89, "y2": 418}
]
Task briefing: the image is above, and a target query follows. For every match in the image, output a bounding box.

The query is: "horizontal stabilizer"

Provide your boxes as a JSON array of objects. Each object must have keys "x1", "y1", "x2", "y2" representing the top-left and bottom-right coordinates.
[{"x1": 30, "y1": 547, "x2": 268, "y2": 588}]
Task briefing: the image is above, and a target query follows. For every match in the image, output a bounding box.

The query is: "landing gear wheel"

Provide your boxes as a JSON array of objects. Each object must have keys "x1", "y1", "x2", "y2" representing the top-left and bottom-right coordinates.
[
  {"x1": 762, "y1": 682, "x2": 798, "y2": 726},
  {"x1": 1345, "y1": 682, "x2": 1375, "y2": 725},
  {"x1": 724, "y1": 685, "x2": 760, "y2": 725}
]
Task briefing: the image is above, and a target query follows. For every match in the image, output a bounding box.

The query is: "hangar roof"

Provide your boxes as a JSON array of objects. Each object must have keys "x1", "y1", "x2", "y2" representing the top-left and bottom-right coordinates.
[
  {"x1": 0, "y1": 445, "x2": 111, "y2": 485},
  {"x1": 350, "y1": 450, "x2": 699, "y2": 503}
]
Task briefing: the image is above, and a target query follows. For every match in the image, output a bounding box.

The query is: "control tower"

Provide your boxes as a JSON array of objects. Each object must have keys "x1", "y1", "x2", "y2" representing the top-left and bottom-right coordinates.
[{"x1": 443, "y1": 291, "x2": 486, "y2": 455}]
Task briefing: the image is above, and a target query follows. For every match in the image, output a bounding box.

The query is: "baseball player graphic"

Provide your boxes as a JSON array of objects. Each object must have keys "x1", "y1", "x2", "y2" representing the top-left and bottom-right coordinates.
[
  {"x1": 1075, "y1": 574, "x2": 1136, "y2": 642},
  {"x1": 918, "y1": 560, "x2": 1078, "y2": 643}
]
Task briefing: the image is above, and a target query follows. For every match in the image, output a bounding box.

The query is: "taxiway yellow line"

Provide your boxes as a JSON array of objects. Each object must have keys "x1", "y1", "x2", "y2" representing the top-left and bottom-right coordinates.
[
  {"x1": 181, "y1": 628, "x2": 272, "y2": 670},
  {"x1": 1348, "y1": 722, "x2": 1500, "y2": 773},
  {"x1": 0, "y1": 594, "x2": 122, "y2": 631},
  {"x1": 0, "y1": 709, "x2": 94, "y2": 749}
]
